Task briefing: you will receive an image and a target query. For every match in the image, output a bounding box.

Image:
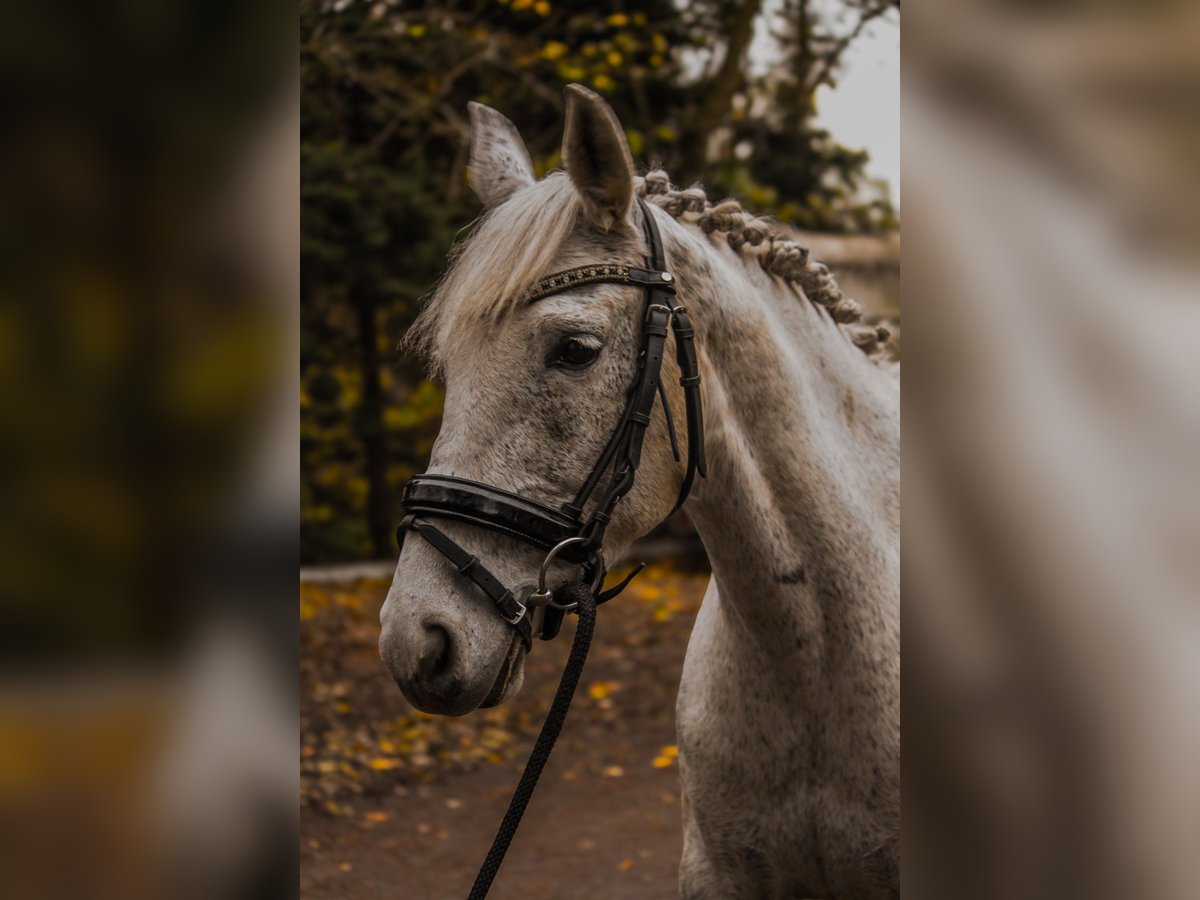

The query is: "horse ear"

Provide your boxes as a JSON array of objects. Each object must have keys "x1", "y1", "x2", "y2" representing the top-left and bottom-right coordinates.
[
  {"x1": 467, "y1": 101, "x2": 535, "y2": 208},
  {"x1": 561, "y1": 84, "x2": 634, "y2": 232}
]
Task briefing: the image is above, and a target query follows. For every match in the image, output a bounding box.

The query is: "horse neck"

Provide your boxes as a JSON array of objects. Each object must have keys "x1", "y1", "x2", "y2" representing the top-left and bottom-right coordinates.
[{"x1": 667, "y1": 220, "x2": 900, "y2": 656}]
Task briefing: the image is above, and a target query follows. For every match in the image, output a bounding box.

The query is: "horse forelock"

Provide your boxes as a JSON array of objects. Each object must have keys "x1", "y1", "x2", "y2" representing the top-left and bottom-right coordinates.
[{"x1": 407, "y1": 174, "x2": 582, "y2": 373}]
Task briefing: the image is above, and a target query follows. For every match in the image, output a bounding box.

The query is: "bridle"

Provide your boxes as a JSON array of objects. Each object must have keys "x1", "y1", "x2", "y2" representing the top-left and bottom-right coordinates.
[{"x1": 396, "y1": 196, "x2": 706, "y2": 648}]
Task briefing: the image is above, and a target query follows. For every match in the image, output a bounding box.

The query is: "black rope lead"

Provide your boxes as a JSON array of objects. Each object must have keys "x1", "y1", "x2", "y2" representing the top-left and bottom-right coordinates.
[{"x1": 467, "y1": 582, "x2": 598, "y2": 899}]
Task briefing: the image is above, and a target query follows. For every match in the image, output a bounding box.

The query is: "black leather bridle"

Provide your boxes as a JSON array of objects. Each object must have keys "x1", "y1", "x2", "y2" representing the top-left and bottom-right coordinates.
[{"x1": 396, "y1": 197, "x2": 706, "y2": 650}]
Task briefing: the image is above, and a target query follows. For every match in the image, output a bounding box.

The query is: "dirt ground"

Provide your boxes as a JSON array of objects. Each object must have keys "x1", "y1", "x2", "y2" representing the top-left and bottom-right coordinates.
[{"x1": 300, "y1": 562, "x2": 709, "y2": 899}]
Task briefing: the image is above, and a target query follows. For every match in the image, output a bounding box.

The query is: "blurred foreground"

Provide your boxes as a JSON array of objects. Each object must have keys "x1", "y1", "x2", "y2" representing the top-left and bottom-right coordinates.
[
  {"x1": 0, "y1": 3, "x2": 298, "y2": 898},
  {"x1": 904, "y1": 2, "x2": 1200, "y2": 899}
]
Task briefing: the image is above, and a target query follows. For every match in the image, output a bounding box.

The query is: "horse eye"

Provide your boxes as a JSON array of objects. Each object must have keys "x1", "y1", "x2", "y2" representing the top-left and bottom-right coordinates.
[{"x1": 551, "y1": 337, "x2": 601, "y2": 370}]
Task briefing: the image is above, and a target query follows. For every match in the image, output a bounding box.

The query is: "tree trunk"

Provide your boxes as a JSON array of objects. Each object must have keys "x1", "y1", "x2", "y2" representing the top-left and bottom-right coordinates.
[
  {"x1": 677, "y1": 0, "x2": 763, "y2": 184},
  {"x1": 353, "y1": 285, "x2": 393, "y2": 560}
]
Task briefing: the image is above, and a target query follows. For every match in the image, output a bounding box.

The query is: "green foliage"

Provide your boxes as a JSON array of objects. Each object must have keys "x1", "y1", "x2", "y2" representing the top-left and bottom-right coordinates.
[{"x1": 301, "y1": 0, "x2": 898, "y2": 562}]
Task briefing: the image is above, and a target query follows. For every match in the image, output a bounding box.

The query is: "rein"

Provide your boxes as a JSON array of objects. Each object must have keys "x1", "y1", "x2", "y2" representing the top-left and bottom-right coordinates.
[{"x1": 396, "y1": 198, "x2": 705, "y2": 897}]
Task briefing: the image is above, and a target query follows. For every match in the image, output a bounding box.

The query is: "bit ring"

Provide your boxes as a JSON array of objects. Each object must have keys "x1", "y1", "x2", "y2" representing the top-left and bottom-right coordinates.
[{"x1": 534, "y1": 538, "x2": 605, "y2": 611}]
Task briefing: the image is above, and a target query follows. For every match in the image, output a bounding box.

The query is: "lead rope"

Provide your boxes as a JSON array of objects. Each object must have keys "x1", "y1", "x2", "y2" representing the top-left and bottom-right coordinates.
[{"x1": 467, "y1": 582, "x2": 598, "y2": 899}]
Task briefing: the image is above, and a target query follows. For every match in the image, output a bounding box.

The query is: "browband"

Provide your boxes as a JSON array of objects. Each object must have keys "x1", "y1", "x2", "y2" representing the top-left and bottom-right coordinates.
[{"x1": 518, "y1": 264, "x2": 677, "y2": 305}]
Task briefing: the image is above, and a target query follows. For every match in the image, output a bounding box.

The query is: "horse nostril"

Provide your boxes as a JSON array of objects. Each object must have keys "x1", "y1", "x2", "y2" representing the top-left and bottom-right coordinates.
[{"x1": 418, "y1": 624, "x2": 454, "y2": 684}]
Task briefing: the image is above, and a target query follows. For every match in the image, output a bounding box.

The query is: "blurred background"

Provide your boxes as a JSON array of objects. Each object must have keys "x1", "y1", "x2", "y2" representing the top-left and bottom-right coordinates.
[{"x1": 299, "y1": 0, "x2": 900, "y2": 564}]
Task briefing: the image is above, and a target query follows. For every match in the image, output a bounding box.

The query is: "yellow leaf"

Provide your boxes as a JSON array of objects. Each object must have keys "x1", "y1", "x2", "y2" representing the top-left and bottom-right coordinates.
[
  {"x1": 334, "y1": 592, "x2": 362, "y2": 609},
  {"x1": 652, "y1": 755, "x2": 674, "y2": 768},
  {"x1": 662, "y1": 744, "x2": 679, "y2": 758},
  {"x1": 338, "y1": 862, "x2": 353, "y2": 872},
  {"x1": 540, "y1": 40, "x2": 568, "y2": 61},
  {"x1": 369, "y1": 757, "x2": 400, "y2": 771},
  {"x1": 593, "y1": 73, "x2": 615, "y2": 92},
  {"x1": 379, "y1": 739, "x2": 397, "y2": 754},
  {"x1": 602, "y1": 765, "x2": 624, "y2": 778},
  {"x1": 587, "y1": 681, "x2": 617, "y2": 700},
  {"x1": 534, "y1": 0, "x2": 550, "y2": 15},
  {"x1": 407, "y1": 23, "x2": 426, "y2": 37},
  {"x1": 606, "y1": 51, "x2": 623, "y2": 67},
  {"x1": 618, "y1": 858, "x2": 635, "y2": 871},
  {"x1": 365, "y1": 811, "x2": 389, "y2": 823},
  {"x1": 606, "y1": 13, "x2": 629, "y2": 27}
]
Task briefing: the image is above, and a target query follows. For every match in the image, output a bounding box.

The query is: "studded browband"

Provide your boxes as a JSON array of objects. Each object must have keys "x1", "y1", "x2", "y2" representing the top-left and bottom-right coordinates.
[
  {"x1": 397, "y1": 197, "x2": 706, "y2": 649},
  {"x1": 517, "y1": 263, "x2": 677, "y2": 305}
]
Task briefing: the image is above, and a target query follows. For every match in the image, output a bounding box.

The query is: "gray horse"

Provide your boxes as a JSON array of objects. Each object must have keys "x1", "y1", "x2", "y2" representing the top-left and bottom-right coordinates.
[{"x1": 380, "y1": 85, "x2": 900, "y2": 899}]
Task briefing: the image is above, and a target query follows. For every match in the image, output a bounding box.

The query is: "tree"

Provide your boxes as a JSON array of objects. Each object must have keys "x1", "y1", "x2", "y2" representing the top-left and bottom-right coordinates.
[{"x1": 300, "y1": 0, "x2": 899, "y2": 562}]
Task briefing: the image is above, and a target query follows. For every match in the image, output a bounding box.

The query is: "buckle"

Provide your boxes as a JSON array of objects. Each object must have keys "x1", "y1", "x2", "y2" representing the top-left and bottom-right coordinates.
[{"x1": 502, "y1": 597, "x2": 528, "y2": 626}]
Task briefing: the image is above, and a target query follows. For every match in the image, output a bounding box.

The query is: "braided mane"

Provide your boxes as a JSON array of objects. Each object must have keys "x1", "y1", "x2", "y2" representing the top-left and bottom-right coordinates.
[
  {"x1": 636, "y1": 170, "x2": 896, "y2": 364},
  {"x1": 409, "y1": 169, "x2": 897, "y2": 369}
]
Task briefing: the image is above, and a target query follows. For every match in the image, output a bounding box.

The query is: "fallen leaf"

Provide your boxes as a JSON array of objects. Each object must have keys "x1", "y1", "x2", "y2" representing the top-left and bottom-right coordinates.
[
  {"x1": 364, "y1": 811, "x2": 389, "y2": 823},
  {"x1": 602, "y1": 765, "x2": 625, "y2": 778},
  {"x1": 587, "y1": 681, "x2": 618, "y2": 700},
  {"x1": 652, "y1": 755, "x2": 674, "y2": 768},
  {"x1": 618, "y1": 858, "x2": 635, "y2": 872}
]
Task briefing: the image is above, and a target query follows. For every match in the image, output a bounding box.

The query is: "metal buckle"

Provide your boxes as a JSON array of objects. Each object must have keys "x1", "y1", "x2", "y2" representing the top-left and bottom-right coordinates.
[
  {"x1": 527, "y1": 537, "x2": 606, "y2": 612},
  {"x1": 646, "y1": 303, "x2": 673, "y2": 321},
  {"x1": 502, "y1": 597, "x2": 528, "y2": 626}
]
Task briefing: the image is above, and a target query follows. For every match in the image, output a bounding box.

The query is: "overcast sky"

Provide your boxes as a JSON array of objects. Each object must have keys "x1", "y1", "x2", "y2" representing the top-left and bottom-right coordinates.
[
  {"x1": 748, "y1": 5, "x2": 900, "y2": 206},
  {"x1": 817, "y1": 17, "x2": 900, "y2": 205}
]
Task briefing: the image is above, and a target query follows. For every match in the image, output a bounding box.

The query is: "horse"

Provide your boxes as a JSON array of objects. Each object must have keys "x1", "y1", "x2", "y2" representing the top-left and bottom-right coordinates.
[{"x1": 380, "y1": 84, "x2": 900, "y2": 899}]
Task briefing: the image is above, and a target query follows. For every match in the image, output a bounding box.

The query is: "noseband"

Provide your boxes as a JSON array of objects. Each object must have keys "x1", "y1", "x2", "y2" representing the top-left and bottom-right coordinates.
[{"x1": 396, "y1": 197, "x2": 706, "y2": 649}]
